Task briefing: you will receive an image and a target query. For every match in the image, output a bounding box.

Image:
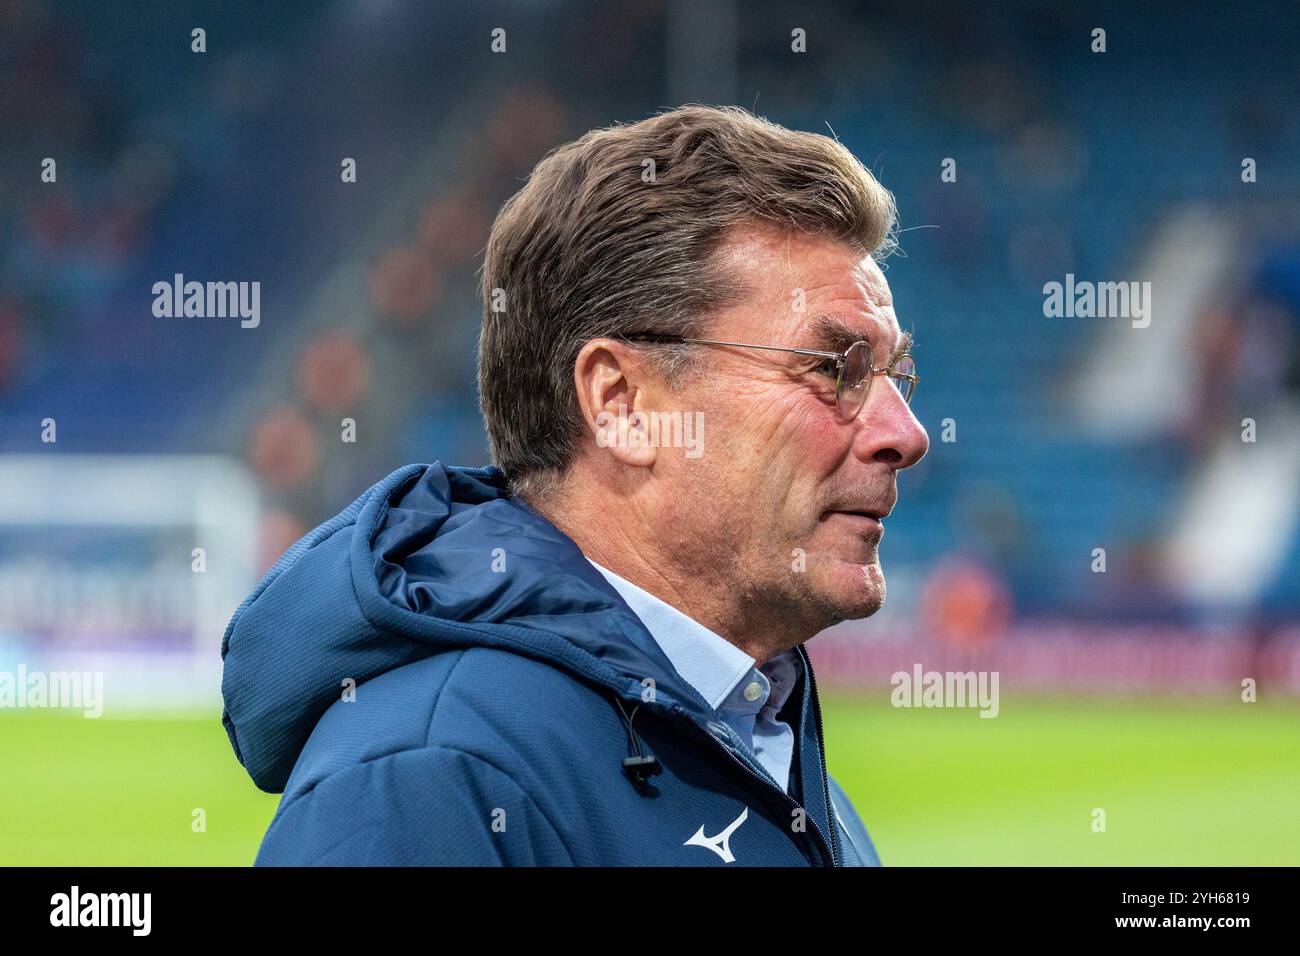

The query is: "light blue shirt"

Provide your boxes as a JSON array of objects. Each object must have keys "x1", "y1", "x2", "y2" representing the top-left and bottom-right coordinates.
[{"x1": 587, "y1": 558, "x2": 800, "y2": 794}]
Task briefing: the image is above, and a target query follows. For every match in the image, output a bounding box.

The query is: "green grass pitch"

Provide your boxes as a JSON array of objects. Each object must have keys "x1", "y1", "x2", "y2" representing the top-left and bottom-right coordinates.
[{"x1": 1, "y1": 694, "x2": 1296, "y2": 865}]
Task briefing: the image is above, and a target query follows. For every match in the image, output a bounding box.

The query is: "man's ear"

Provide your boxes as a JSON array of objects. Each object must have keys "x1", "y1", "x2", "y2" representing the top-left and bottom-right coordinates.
[{"x1": 573, "y1": 338, "x2": 658, "y2": 468}]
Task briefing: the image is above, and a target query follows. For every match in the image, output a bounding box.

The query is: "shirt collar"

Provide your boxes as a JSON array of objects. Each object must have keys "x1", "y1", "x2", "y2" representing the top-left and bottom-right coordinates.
[{"x1": 586, "y1": 558, "x2": 798, "y2": 715}]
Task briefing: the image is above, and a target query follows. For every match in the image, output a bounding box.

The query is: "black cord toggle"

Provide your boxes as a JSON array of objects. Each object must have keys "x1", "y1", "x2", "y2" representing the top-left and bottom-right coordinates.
[{"x1": 614, "y1": 697, "x2": 662, "y2": 790}]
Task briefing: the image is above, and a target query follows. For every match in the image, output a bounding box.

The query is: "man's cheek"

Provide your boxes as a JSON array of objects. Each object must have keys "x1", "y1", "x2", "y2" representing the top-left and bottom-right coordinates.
[
  {"x1": 800, "y1": 407, "x2": 846, "y2": 447},
  {"x1": 768, "y1": 421, "x2": 841, "y2": 505}
]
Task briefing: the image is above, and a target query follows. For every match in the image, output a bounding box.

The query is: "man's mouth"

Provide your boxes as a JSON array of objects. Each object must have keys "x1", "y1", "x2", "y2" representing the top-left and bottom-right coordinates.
[{"x1": 822, "y1": 509, "x2": 887, "y2": 534}]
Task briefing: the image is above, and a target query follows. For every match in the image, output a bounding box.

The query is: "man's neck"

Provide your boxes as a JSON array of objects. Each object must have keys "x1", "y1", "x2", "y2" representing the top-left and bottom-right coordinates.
[{"x1": 531, "y1": 485, "x2": 811, "y2": 662}]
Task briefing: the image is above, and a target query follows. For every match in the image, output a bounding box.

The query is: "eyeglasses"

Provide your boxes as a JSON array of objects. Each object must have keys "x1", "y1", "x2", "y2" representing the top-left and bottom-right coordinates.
[{"x1": 621, "y1": 332, "x2": 918, "y2": 422}]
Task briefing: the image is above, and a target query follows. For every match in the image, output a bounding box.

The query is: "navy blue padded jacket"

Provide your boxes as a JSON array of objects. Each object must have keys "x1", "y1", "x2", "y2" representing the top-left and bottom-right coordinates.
[{"x1": 221, "y1": 462, "x2": 881, "y2": 866}]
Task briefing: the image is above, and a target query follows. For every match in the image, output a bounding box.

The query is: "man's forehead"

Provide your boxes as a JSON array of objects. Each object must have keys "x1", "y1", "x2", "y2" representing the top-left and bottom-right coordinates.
[
  {"x1": 716, "y1": 225, "x2": 902, "y2": 347},
  {"x1": 775, "y1": 251, "x2": 900, "y2": 348}
]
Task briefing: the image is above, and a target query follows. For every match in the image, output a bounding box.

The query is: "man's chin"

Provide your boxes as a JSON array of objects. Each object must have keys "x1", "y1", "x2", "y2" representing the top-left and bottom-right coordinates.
[{"x1": 815, "y1": 558, "x2": 886, "y2": 621}]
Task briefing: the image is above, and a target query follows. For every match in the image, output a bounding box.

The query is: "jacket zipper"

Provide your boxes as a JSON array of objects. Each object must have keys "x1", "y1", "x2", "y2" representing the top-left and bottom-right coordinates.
[
  {"x1": 695, "y1": 717, "x2": 837, "y2": 867},
  {"x1": 654, "y1": 701, "x2": 838, "y2": 867},
  {"x1": 797, "y1": 643, "x2": 842, "y2": 866}
]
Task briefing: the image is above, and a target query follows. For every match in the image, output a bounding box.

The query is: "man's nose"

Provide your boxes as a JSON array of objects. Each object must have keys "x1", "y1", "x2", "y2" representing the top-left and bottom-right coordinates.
[{"x1": 853, "y1": 378, "x2": 929, "y2": 468}]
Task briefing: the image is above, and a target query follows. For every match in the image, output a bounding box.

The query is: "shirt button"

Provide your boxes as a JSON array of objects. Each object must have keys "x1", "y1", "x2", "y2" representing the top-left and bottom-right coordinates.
[{"x1": 743, "y1": 681, "x2": 763, "y2": 702}]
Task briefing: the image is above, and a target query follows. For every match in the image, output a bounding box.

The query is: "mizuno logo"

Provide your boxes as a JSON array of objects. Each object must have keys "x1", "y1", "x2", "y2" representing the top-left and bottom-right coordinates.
[{"x1": 684, "y1": 807, "x2": 749, "y2": 863}]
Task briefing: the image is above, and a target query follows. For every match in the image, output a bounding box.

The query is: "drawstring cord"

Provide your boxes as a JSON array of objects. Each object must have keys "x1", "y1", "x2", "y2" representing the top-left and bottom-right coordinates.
[{"x1": 613, "y1": 696, "x2": 661, "y2": 790}]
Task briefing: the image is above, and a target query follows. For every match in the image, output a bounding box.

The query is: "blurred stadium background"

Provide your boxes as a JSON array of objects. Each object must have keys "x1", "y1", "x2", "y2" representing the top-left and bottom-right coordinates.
[{"x1": 1, "y1": 0, "x2": 1297, "y2": 865}]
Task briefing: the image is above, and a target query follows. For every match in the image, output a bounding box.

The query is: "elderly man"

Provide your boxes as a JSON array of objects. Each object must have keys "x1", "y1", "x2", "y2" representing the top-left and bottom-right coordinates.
[{"x1": 221, "y1": 105, "x2": 928, "y2": 866}]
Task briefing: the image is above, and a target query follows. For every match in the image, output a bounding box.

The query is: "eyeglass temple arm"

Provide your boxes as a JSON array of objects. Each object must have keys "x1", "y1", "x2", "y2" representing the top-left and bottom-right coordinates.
[
  {"x1": 681, "y1": 337, "x2": 918, "y2": 382},
  {"x1": 633, "y1": 334, "x2": 841, "y2": 361},
  {"x1": 628, "y1": 333, "x2": 916, "y2": 379}
]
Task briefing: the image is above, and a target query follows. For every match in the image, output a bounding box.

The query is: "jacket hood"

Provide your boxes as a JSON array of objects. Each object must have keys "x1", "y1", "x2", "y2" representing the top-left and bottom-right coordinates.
[{"x1": 221, "y1": 462, "x2": 714, "y2": 792}]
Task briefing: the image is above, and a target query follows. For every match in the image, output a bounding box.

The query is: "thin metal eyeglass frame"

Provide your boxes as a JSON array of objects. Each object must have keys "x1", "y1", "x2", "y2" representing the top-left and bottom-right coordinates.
[{"x1": 619, "y1": 331, "x2": 919, "y2": 419}]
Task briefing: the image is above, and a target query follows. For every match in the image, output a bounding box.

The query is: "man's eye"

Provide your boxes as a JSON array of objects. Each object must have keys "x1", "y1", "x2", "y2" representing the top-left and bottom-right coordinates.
[{"x1": 812, "y1": 358, "x2": 839, "y2": 379}]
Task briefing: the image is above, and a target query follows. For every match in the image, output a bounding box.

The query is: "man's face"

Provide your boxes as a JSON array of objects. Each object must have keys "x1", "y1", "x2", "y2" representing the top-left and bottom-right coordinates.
[{"x1": 654, "y1": 224, "x2": 929, "y2": 632}]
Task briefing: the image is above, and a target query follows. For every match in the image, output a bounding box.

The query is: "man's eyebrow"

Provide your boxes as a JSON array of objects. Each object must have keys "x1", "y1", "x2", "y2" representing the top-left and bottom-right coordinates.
[
  {"x1": 808, "y1": 314, "x2": 913, "y2": 361},
  {"x1": 807, "y1": 314, "x2": 870, "y2": 351},
  {"x1": 889, "y1": 330, "x2": 914, "y2": 364}
]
